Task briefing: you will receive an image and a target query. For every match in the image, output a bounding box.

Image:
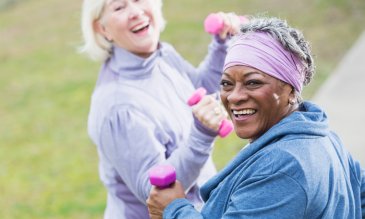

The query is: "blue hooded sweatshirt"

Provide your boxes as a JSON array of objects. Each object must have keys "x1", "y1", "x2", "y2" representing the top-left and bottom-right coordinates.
[{"x1": 164, "y1": 101, "x2": 365, "y2": 219}]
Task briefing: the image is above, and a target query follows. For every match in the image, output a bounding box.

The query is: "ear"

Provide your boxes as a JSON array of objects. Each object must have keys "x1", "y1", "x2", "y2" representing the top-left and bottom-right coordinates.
[
  {"x1": 287, "y1": 86, "x2": 296, "y2": 105},
  {"x1": 93, "y1": 20, "x2": 112, "y2": 42}
]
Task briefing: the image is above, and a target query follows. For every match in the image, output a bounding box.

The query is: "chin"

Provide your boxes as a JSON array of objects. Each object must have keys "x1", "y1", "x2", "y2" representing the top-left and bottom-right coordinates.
[
  {"x1": 134, "y1": 43, "x2": 158, "y2": 57},
  {"x1": 235, "y1": 128, "x2": 256, "y2": 140},
  {"x1": 236, "y1": 132, "x2": 250, "y2": 140},
  {"x1": 141, "y1": 39, "x2": 159, "y2": 52}
]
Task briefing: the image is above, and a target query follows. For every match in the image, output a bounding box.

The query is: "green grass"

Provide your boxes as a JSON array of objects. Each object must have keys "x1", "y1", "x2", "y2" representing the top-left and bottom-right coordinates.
[{"x1": 1, "y1": 0, "x2": 365, "y2": 218}]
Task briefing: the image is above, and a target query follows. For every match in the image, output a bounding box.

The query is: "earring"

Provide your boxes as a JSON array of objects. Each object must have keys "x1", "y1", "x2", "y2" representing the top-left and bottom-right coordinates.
[
  {"x1": 104, "y1": 37, "x2": 113, "y2": 43},
  {"x1": 289, "y1": 99, "x2": 296, "y2": 105}
]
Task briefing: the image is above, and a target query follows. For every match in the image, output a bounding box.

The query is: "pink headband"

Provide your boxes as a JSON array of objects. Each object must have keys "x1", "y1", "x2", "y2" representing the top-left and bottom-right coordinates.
[{"x1": 223, "y1": 32, "x2": 304, "y2": 92}]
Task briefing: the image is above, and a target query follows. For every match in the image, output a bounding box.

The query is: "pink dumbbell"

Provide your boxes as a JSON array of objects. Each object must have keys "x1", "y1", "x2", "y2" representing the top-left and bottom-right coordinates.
[
  {"x1": 187, "y1": 87, "x2": 233, "y2": 138},
  {"x1": 204, "y1": 13, "x2": 249, "y2": 34},
  {"x1": 149, "y1": 165, "x2": 176, "y2": 188}
]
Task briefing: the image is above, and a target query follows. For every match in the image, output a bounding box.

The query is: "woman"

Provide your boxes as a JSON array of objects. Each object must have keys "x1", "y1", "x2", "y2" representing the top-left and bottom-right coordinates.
[
  {"x1": 80, "y1": 0, "x2": 241, "y2": 218},
  {"x1": 147, "y1": 16, "x2": 365, "y2": 218}
]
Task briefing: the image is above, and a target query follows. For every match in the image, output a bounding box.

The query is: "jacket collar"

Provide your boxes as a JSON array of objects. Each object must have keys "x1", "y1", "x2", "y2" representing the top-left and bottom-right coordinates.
[{"x1": 107, "y1": 42, "x2": 168, "y2": 79}]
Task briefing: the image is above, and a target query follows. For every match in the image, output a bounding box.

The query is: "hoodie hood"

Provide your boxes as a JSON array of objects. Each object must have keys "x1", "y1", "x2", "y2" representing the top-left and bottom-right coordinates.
[{"x1": 258, "y1": 101, "x2": 329, "y2": 146}]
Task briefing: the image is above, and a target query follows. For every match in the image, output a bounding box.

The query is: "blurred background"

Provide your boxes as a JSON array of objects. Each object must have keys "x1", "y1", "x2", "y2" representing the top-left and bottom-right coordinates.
[{"x1": 1, "y1": 0, "x2": 364, "y2": 218}]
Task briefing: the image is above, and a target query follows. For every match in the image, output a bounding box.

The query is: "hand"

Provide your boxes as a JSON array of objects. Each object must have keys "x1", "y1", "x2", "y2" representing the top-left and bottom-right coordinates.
[
  {"x1": 147, "y1": 180, "x2": 185, "y2": 219},
  {"x1": 215, "y1": 12, "x2": 242, "y2": 40},
  {"x1": 192, "y1": 94, "x2": 226, "y2": 132}
]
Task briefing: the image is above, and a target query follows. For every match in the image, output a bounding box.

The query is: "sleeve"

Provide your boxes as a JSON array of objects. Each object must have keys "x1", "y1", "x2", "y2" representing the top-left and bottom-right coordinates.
[
  {"x1": 98, "y1": 105, "x2": 216, "y2": 204},
  {"x1": 171, "y1": 37, "x2": 228, "y2": 94},
  {"x1": 195, "y1": 37, "x2": 228, "y2": 93},
  {"x1": 164, "y1": 199, "x2": 203, "y2": 219},
  {"x1": 222, "y1": 173, "x2": 307, "y2": 219},
  {"x1": 163, "y1": 173, "x2": 307, "y2": 218}
]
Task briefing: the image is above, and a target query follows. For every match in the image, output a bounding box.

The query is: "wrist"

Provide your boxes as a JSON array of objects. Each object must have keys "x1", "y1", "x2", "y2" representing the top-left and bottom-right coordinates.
[{"x1": 193, "y1": 116, "x2": 218, "y2": 137}]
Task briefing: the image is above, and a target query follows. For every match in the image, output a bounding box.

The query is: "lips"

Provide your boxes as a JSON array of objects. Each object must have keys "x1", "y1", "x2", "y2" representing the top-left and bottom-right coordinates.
[
  {"x1": 131, "y1": 24, "x2": 149, "y2": 33},
  {"x1": 131, "y1": 20, "x2": 150, "y2": 34}
]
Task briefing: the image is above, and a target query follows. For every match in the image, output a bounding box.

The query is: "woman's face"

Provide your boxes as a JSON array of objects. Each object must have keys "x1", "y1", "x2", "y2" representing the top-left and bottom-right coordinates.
[
  {"x1": 220, "y1": 65, "x2": 295, "y2": 142},
  {"x1": 97, "y1": 0, "x2": 161, "y2": 57}
]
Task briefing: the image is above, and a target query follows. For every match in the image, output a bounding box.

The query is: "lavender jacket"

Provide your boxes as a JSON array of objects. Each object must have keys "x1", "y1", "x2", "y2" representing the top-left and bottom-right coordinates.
[{"x1": 88, "y1": 38, "x2": 228, "y2": 219}]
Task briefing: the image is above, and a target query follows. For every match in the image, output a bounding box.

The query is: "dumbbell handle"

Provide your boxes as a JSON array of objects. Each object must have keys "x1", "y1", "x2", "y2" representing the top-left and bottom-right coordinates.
[
  {"x1": 149, "y1": 165, "x2": 176, "y2": 188},
  {"x1": 187, "y1": 87, "x2": 233, "y2": 138},
  {"x1": 204, "y1": 13, "x2": 249, "y2": 34}
]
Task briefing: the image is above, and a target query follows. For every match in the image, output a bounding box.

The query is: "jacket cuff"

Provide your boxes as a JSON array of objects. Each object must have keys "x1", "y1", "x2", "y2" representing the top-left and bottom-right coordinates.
[{"x1": 164, "y1": 198, "x2": 194, "y2": 219}]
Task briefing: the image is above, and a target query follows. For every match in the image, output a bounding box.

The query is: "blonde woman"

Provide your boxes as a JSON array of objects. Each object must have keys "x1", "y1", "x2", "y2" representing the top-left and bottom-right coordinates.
[{"x1": 80, "y1": 0, "x2": 241, "y2": 218}]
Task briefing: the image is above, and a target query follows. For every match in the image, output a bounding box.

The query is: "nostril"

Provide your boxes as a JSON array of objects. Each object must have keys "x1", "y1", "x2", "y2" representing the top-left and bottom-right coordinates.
[{"x1": 227, "y1": 91, "x2": 248, "y2": 104}]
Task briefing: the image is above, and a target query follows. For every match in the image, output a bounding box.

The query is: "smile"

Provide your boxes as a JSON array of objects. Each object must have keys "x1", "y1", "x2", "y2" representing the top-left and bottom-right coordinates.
[
  {"x1": 232, "y1": 109, "x2": 256, "y2": 118},
  {"x1": 131, "y1": 22, "x2": 150, "y2": 34}
]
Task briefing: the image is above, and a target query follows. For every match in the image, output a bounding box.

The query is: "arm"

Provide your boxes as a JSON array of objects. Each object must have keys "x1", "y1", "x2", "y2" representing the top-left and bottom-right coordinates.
[
  {"x1": 195, "y1": 37, "x2": 229, "y2": 93},
  {"x1": 168, "y1": 13, "x2": 241, "y2": 95},
  {"x1": 99, "y1": 99, "x2": 221, "y2": 204},
  {"x1": 148, "y1": 181, "x2": 203, "y2": 219},
  {"x1": 171, "y1": 37, "x2": 228, "y2": 95},
  {"x1": 159, "y1": 173, "x2": 307, "y2": 219},
  {"x1": 195, "y1": 13, "x2": 242, "y2": 93}
]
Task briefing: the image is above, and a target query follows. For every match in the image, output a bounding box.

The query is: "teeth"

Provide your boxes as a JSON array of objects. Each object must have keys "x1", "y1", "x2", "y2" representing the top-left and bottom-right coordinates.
[
  {"x1": 132, "y1": 22, "x2": 148, "y2": 32},
  {"x1": 233, "y1": 109, "x2": 256, "y2": 115}
]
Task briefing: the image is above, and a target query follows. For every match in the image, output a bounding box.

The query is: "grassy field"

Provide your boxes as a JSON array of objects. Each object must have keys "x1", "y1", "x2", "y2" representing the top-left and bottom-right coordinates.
[{"x1": 1, "y1": 0, "x2": 364, "y2": 218}]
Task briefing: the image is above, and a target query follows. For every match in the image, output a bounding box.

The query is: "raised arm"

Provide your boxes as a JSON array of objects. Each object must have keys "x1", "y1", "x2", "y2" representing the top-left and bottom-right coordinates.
[
  {"x1": 99, "y1": 92, "x2": 224, "y2": 205},
  {"x1": 165, "y1": 12, "x2": 242, "y2": 94}
]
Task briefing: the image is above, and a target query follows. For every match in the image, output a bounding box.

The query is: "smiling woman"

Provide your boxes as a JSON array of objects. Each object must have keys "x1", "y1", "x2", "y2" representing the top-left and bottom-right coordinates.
[
  {"x1": 79, "y1": 0, "x2": 243, "y2": 218},
  {"x1": 219, "y1": 27, "x2": 313, "y2": 142},
  {"x1": 80, "y1": 0, "x2": 166, "y2": 61},
  {"x1": 147, "y1": 16, "x2": 365, "y2": 219},
  {"x1": 92, "y1": 0, "x2": 164, "y2": 58},
  {"x1": 220, "y1": 67, "x2": 295, "y2": 141}
]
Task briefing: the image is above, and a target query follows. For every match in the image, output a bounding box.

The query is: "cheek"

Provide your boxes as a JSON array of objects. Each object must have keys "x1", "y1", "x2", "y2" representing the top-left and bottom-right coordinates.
[
  {"x1": 261, "y1": 95, "x2": 288, "y2": 125},
  {"x1": 264, "y1": 88, "x2": 286, "y2": 107},
  {"x1": 258, "y1": 93, "x2": 282, "y2": 119},
  {"x1": 272, "y1": 93, "x2": 281, "y2": 104},
  {"x1": 220, "y1": 92, "x2": 229, "y2": 108},
  {"x1": 107, "y1": 16, "x2": 128, "y2": 32}
]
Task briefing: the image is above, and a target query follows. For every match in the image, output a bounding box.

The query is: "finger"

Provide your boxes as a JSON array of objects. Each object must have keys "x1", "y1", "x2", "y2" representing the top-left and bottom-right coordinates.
[
  {"x1": 213, "y1": 12, "x2": 229, "y2": 39},
  {"x1": 193, "y1": 97, "x2": 218, "y2": 119},
  {"x1": 191, "y1": 95, "x2": 215, "y2": 115},
  {"x1": 226, "y1": 12, "x2": 241, "y2": 35},
  {"x1": 193, "y1": 101, "x2": 226, "y2": 131}
]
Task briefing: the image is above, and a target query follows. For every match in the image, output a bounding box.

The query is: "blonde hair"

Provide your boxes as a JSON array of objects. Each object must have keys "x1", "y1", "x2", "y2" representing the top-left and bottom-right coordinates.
[{"x1": 80, "y1": 0, "x2": 166, "y2": 62}]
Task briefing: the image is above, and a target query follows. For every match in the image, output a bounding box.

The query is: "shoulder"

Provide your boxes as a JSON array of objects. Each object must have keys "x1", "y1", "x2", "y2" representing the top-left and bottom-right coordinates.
[
  {"x1": 267, "y1": 138, "x2": 328, "y2": 174},
  {"x1": 160, "y1": 41, "x2": 177, "y2": 53},
  {"x1": 245, "y1": 137, "x2": 332, "y2": 185},
  {"x1": 88, "y1": 82, "x2": 150, "y2": 143},
  {"x1": 159, "y1": 42, "x2": 185, "y2": 62},
  {"x1": 90, "y1": 81, "x2": 153, "y2": 112}
]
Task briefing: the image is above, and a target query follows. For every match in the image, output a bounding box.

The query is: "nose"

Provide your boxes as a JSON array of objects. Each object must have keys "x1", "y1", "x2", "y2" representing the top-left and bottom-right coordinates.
[
  {"x1": 128, "y1": 3, "x2": 144, "y2": 20},
  {"x1": 226, "y1": 87, "x2": 248, "y2": 105}
]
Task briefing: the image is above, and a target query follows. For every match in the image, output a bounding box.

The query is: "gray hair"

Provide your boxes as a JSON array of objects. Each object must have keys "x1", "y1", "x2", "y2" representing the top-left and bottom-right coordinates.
[{"x1": 240, "y1": 16, "x2": 315, "y2": 101}]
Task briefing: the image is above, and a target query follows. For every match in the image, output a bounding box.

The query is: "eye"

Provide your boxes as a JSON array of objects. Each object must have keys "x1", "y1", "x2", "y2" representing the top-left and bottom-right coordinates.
[
  {"x1": 220, "y1": 80, "x2": 233, "y2": 91},
  {"x1": 245, "y1": 80, "x2": 263, "y2": 89},
  {"x1": 113, "y1": 3, "x2": 126, "y2": 11}
]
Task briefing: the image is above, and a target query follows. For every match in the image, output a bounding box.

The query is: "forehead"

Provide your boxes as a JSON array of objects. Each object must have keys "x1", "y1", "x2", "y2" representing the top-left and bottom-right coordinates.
[
  {"x1": 104, "y1": 0, "x2": 124, "y2": 6},
  {"x1": 224, "y1": 65, "x2": 287, "y2": 84},
  {"x1": 106, "y1": 0, "x2": 122, "y2": 4},
  {"x1": 224, "y1": 65, "x2": 266, "y2": 77}
]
